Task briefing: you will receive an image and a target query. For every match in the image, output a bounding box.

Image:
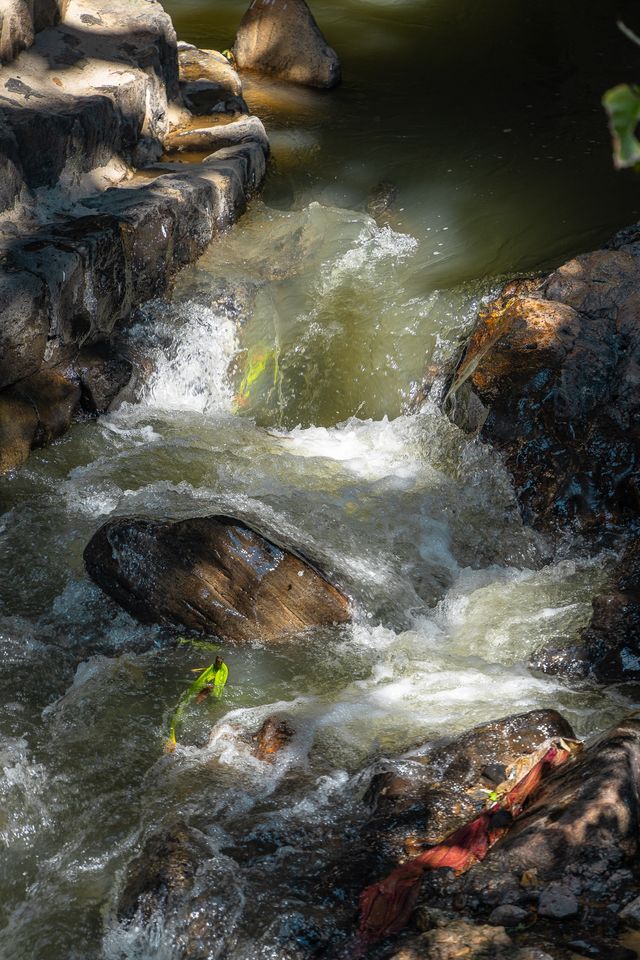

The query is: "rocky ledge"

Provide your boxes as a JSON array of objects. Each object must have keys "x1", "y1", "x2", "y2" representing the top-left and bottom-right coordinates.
[{"x1": 0, "y1": 0, "x2": 270, "y2": 474}]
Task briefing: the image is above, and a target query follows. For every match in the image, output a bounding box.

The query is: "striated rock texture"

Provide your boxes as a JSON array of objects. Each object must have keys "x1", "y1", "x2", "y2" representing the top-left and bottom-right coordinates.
[
  {"x1": 233, "y1": 0, "x2": 340, "y2": 89},
  {"x1": 446, "y1": 244, "x2": 640, "y2": 535},
  {"x1": 443, "y1": 717, "x2": 640, "y2": 915},
  {"x1": 84, "y1": 515, "x2": 350, "y2": 642},
  {"x1": 364, "y1": 710, "x2": 575, "y2": 867}
]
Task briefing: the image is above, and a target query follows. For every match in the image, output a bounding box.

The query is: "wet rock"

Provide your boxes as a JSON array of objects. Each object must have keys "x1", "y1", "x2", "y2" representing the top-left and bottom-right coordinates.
[
  {"x1": 84, "y1": 514, "x2": 350, "y2": 643},
  {"x1": 163, "y1": 114, "x2": 269, "y2": 155},
  {"x1": 488, "y1": 904, "x2": 529, "y2": 926},
  {"x1": 446, "y1": 248, "x2": 640, "y2": 534},
  {"x1": 252, "y1": 714, "x2": 295, "y2": 760},
  {"x1": 0, "y1": 389, "x2": 39, "y2": 473},
  {"x1": 72, "y1": 343, "x2": 133, "y2": 413},
  {"x1": 0, "y1": 268, "x2": 48, "y2": 389},
  {"x1": 117, "y1": 824, "x2": 209, "y2": 923},
  {"x1": 233, "y1": 0, "x2": 341, "y2": 89},
  {"x1": 537, "y1": 884, "x2": 579, "y2": 919},
  {"x1": 454, "y1": 718, "x2": 640, "y2": 906},
  {"x1": 531, "y1": 540, "x2": 640, "y2": 683},
  {"x1": 364, "y1": 709, "x2": 575, "y2": 863},
  {"x1": 16, "y1": 369, "x2": 81, "y2": 446}
]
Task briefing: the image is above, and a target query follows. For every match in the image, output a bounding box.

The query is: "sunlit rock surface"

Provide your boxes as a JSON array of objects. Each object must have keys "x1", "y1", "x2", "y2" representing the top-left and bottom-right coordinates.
[
  {"x1": 364, "y1": 709, "x2": 575, "y2": 866},
  {"x1": 233, "y1": 0, "x2": 340, "y2": 89},
  {"x1": 84, "y1": 514, "x2": 351, "y2": 642}
]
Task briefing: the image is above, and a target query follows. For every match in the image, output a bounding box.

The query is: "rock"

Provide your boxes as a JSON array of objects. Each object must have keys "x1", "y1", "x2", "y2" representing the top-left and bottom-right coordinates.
[
  {"x1": 620, "y1": 894, "x2": 640, "y2": 928},
  {"x1": 445, "y1": 247, "x2": 640, "y2": 534},
  {"x1": 537, "y1": 883, "x2": 579, "y2": 919},
  {"x1": 389, "y1": 920, "x2": 512, "y2": 960},
  {"x1": 163, "y1": 114, "x2": 269, "y2": 155},
  {"x1": 531, "y1": 540, "x2": 640, "y2": 683},
  {"x1": 83, "y1": 514, "x2": 350, "y2": 642},
  {"x1": 117, "y1": 824, "x2": 209, "y2": 923},
  {"x1": 488, "y1": 904, "x2": 529, "y2": 926},
  {"x1": 233, "y1": 0, "x2": 341, "y2": 89},
  {"x1": 177, "y1": 42, "x2": 247, "y2": 114},
  {"x1": 252, "y1": 714, "x2": 295, "y2": 760},
  {"x1": 0, "y1": 268, "x2": 48, "y2": 389},
  {"x1": 454, "y1": 718, "x2": 640, "y2": 907},
  {"x1": 364, "y1": 709, "x2": 575, "y2": 863},
  {"x1": 72, "y1": 343, "x2": 133, "y2": 413},
  {"x1": 0, "y1": 389, "x2": 38, "y2": 473},
  {"x1": 14, "y1": 369, "x2": 81, "y2": 447}
]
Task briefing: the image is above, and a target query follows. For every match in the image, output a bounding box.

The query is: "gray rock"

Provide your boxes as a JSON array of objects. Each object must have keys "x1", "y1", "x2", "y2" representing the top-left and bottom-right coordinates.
[
  {"x1": 233, "y1": 0, "x2": 341, "y2": 89},
  {"x1": 488, "y1": 904, "x2": 529, "y2": 927},
  {"x1": 620, "y1": 894, "x2": 640, "y2": 928},
  {"x1": 538, "y1": 883, "x2": 579, "y2": 918},
  {"x1": 163, "y1": 114, "x2": 269, "y2": 155}
]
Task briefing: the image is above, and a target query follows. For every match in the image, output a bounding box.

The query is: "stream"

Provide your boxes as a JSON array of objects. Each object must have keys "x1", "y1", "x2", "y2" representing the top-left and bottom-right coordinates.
[{"x1": 2, "y1": 1, "x2": 640, "y2": 957}]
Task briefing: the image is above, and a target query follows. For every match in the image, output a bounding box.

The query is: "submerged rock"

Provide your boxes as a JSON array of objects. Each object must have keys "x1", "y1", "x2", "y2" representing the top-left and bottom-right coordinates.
[
  {"x1": 252, "y1": 714, "x2": 296, "y2": 760},
  {"x1": 233, "y1": 0, "x2": 341, "y2": 89},
  {"x1": 364, "y1": 709, "x2": 575, "y2": 864},
  {"x1": 0, "y1": 369, "x2": 81, "y2": 472},
  {"x1": 84, "y1": 514, "x2": 350, "y2": 643},
  {"x1": 72, "y1": 343, "x2": 133, "y2": 414}
]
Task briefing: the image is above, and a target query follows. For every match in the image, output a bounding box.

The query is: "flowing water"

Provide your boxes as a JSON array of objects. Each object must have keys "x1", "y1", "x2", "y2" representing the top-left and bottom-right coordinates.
[{"x1": 2, "y1": 1, "x2": 640, "y2": 957}]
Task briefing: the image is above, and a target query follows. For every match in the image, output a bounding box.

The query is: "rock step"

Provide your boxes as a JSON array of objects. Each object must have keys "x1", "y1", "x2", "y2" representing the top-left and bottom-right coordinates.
[
  {"x1": 0, "y1": 0, "x2": 68, "y2": 65},
  {"x1": 0, "y1": 142, "x2": 267, "y2": 435},
  {"x1": 0, "y1": 0, "x2": 180, "y2": 215}
]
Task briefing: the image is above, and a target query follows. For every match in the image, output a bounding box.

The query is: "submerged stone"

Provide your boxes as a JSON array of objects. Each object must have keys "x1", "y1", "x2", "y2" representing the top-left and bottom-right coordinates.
[
  {"x1": 252, "y1": 714, "x2": 296, "y2": 760},
  {"x1": 84, "y1": 514, "x2": 350, "y2": 643}
]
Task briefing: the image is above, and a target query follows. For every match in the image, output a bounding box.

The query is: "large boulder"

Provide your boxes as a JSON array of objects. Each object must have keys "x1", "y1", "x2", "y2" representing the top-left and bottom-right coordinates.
[
  {"x1": 84, "y1": 515, "x2": 350, "y2": 642},
  {"x1": 232, "y1": 0, "x2": 341, "y2": 89},
  {"x1": 0, "y1": 369, "x2": 81, "y2": 473},
  {"x1": 446, "y1": 248, "x2": 640, "y2": 535},
  {"x1": 364, "y1": 710, "x2": 576, "y2": 866}
]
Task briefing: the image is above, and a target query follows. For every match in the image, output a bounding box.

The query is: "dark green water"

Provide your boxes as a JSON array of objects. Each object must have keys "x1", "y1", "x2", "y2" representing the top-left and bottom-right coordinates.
[{"x1": 1, "y1": 2, "x2": 640, "y2": 958}]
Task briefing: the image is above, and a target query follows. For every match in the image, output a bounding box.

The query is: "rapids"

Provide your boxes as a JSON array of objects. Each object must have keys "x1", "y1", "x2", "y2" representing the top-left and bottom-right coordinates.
[{"x1": 2, "y1": 0, "x2": 640, "y2": 956}]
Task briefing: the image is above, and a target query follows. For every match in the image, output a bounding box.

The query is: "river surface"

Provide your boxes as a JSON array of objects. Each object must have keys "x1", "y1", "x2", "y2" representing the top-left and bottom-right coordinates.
[{"x1": 2, "y1": 1, "x2": 640, "y2": 957}]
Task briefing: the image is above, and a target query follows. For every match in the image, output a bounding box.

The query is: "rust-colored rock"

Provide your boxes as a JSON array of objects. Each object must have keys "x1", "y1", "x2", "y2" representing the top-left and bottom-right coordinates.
[
  {"x1": 364, "y1": 710, "x2": 575, "y2": 864},
  {"x1": 233, "y1": 0, "x2": 340, "y2": 89},
  {"x1": 83, "y1": 515, "x2": 350, "y2": 643},
  {"x1": 447, "y1": 246, "x2": 640, "y2": 533},
  {"x1": 252, "y1": 714, "x2": 295, "y2": 760},
  {"x1": 0, "y1": 389, "x2": 38, "y2": 473}
]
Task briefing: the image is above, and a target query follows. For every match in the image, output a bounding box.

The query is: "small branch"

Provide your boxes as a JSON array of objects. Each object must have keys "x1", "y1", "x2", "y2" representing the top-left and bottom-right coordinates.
[{"x1": 618, "y1": 20, "x2": 640, "y2": 49}]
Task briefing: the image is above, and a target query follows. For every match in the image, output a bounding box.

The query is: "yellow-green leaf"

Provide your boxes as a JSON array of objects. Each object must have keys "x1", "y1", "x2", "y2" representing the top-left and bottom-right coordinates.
[{"x1": 603, "y1": 83, "x2": 640, "y2": 169}]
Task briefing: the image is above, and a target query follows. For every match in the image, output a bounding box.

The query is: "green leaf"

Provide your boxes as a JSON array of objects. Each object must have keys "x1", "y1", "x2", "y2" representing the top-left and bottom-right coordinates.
[{"x1": 602, "y1": 83, "x2": 640, "y2": 169}]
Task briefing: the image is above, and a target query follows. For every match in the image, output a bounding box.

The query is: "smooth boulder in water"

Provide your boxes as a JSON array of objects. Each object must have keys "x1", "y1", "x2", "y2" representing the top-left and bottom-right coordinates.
[
  {"x1": 232, "y1": 0, "x2": 341, "y2": 89},
  {"x1": 83, "y1": 514, "x2": 350, "y2": 643}
]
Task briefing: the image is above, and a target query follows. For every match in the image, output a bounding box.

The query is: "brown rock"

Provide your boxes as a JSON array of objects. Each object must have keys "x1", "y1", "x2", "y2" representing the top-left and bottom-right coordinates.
[
  {"x1": 14, "y1": 370, "x2": 81, "y2": 447},
  {"x1": 252, "y1": 714, "x2": 295, "y2": 760},
  {"x1": 0, "y1": 389, "x2": 38, "y2": 473},
  {"x1": 233, "y1": 0, "x2": 341, "y2": 89},
  {"x1": 364, "y1": 710, "x2": 575, "y2": 863},
  {"x1": 389, "y1": 920, "x2": 512, "y2": 960},
  {"x1": 83, "y1": 514, "x2": 350, "y2": 643},
  {"x1": 446, "y1": 247, "x2": 640, "y2": 533},
  {"x1": 177, "y1": 43, "x2": 246, "y2": 114}
]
